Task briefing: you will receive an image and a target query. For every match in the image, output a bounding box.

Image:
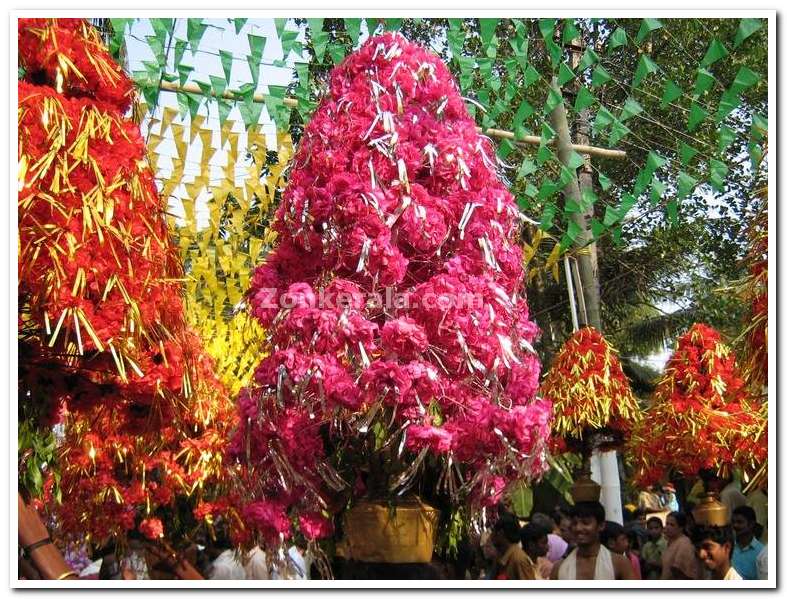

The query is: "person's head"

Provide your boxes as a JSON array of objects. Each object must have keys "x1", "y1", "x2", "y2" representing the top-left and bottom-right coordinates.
[
  {"x1": 570, "y1": 501, "x2": 605, "y2": 548},
  {"x1": 633, "y1": 508, "x2": 646, "y2": 527},
  {"x1": 520, "y1": 523, "x2": 550, "y2": 560},
  {"x1": 692, "y1": 525, "x2": 734, "y2": 577},
  {"x1": 646, "y1": 516, "x2": 664, "y2": 540},
  {"x1": 600, "y1": 521, "x2": 629, "y2": 555},
  {"x1": 492, "y1": 513, "x2": 521, "y2": 550},
  {"x1": 530, "y1": 512, "x2": 557, "y2": 534},
  {"x1": 555, "y1": 511, "x2": 575, "y2": 545},
  {"x1": 731, "y1": 506, "x2": 757, "y2": 544},
  {"x1": 700, "y1": 469, "x2": 729, "y2": 494},
  {"x1": 664, "y1": 511, "x2": 687, "y2": 541}
]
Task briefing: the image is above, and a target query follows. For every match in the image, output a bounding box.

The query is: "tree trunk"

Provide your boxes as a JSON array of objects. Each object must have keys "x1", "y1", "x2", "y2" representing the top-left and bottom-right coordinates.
[{"x1": 548, "y1": 76, "x2": 602, "y2": 330}]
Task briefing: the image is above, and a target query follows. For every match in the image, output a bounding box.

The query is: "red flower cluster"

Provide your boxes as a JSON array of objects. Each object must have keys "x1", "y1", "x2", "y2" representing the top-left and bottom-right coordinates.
[
  {"x1": 18, "y1": 19, "x2": 237, "y2": 548},
  {"x1": 630, "y1": 323, "x2": 767, "y2": 486},
  {"x1": 18, "y1": 18, "x2": 134, "y2": 112},
  {"x1": 540, "y1": 326, "x2": 641, "y2": 451},
  {"x1": 235, "y1": 33, "x2": 551, "y2": 548}
]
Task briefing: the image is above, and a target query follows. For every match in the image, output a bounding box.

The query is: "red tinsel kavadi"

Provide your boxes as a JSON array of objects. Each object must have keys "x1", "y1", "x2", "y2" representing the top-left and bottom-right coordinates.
[
  {"x1": 540, "y1": 326, "x2": 641, "y2": 450},
  {"x1": 630, "y1": 323, "x2": 767, "y2": 487},
  {"x1": 18, "y1": 18, "x2": 238, "y2": 549}
]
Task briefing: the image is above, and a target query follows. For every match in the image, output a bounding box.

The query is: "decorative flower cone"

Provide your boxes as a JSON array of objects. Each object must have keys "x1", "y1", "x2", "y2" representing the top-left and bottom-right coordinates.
[
  {"x1": 630, "y1": 323, "x2": 767, "y2": 487},
  {"x1": 541, "y1": 326, "x2": 641, "y2": 455},
  {"x1": 232, "y1": 33, "x2": 551, "y2": 558},
  {"x1": 18, "y1": 18, "x2": 237, "y2": 551}
]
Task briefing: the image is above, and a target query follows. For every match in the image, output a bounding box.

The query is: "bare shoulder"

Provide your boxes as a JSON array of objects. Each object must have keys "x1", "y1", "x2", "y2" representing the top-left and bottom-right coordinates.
[{"x1": 612, "y1": 552, "x2": 635, "y2": 580}]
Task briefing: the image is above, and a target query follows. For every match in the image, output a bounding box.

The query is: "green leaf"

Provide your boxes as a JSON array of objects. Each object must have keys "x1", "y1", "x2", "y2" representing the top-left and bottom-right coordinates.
[
  {"x1": 562, "y1": 19, "x2": 581, "y2": 44},
  {"x1": 632, "y1": 54, "x2": 659, "y2": 88},
  {"x1": 687, "y1": 102, "x2": 709, "y2": 132},
  {"x1": 603, "y1": 205, "x2": 621, "y2": 226},
  {"x1": 540, "y1": 202, "x2": 557, "y2": 231},
  {"x1": 666, "y1": 199, "x2": 679, "y2": 225},
  {"x1": 650, "y1": 178, "x2": 666, "y2": 206},
  {"x1": 151, "y1": 18, "x2": 173, "y2": 43},
  {"x1": 538, "y1": 179, "x2": 561, "y2": 200},
  {"x1": 538, "y1": 18, "x2": 556, "y2": 40},
  {"x1": 574, "y1": 86, "x2": 596, "y2": 112},
  {"x1": 513, "y1": 99, "x2": 535, "y2": 138},
  {"x1": 558, "y1": 62, "x2": 576, "y2": 86},
  {"x1": 312, "y1": 30, "x2": 330, "y2": 62},
  {"x1": 660, "y1": 80, "x2": 683, "y2": 108},
  {"x1": 239, "y1": 99, "x2": 263, "y2": 130},
  {"x1": 608, "y1": 119, "x2": 631, "y2": 146},
  {"x1": 194, "y1": 79, "x2": 213, "y2": 103},
  {"x1": 619, "y1": 97, "x2": 643, "y2": 122},
  {"x1": 517, "y1": 159, "x2": 537, "y2": 181},
  {"x1": 479, "y1": 18, "x2": 498, "y2": 45},
  {"x1": 731, "y1": 66, "x2": 761, "y2": 94},
  {"x1": 607, "y1": 27, "x2": 628, "y2": 52},
  {"x1": 540, "y1": 122, "x2": 556, "y2": 143},
  {"x1": 577, "y1": 48, "x2": 600, "y2": 71},
  {"x1": 590, "y1": 218, "x2": 606, "y2": 239},
  {"x1": 679, "y1": 142, "x2": 699, "y2": 165},
  {"x1": 593, "y1": 106, "x2": 615, "y2": 132},
  {"x1": 145, "y1": 35, "x2": 166, "y2": 69},
  {"x1": 384, "y1": 18, "x2": 402, "y2": 32},
  {"x1": 327, "y1": 43, "x2": 346, "y2": 64},
  {"x1": 171, "y1": 38, "x2": 186, "y2": 71},
  {"x1": 700, "y1": 39, "x2": 729, "y2": 68},
  {"x1": 219, "y1": 50, "x2": 233, "y2": 85},
  {"x1": 346, "y1": 19, "x2": 363, "y2": 47},
  {"x1": 248, "y1": 33, "x2": 267, "y2": 63},
  {"x1": 209, "y1": 74, "x2": 227, "y2": 100},
  {"x1": 234, "y1": 18, "x2": 247, "y2": 35},
  {"x1": 636, "y1": 18, "x2": 663, "y2": 43},
  {"x1": 693, "y1": 68, "x2": 715, "y2": 97},
  {"x1": 536, "y1": 144, "x2": 554, "y2": 166},
  {"x1": 561, "y1": 220, "x2": 584, "y2": 249},
  {"x1": 591, "y1": 64, "x2": 612, "y2": 87},
  {"x1": 544, "y1": 87, "x2": 563, "y2": 115},
  {"x1": 715, "y1": 88, "x2": 741, "y2": 123},
  {"x1": 598, "y1": 172, "x2": 612, "y2": 191},
  {"x1": 217, "y1": 99, "x2": 233, "y2": 127},
  {"x1": 186, "y1": 18, "x2": 207, "y2": 54},
  {"x1": 708, "y1": 159, "x2": 728, "y2": 192},
  {"x1": 734, "y1": 18, "x2": 763, "y2": 48},
  {"x1": 646, "y1": 151, "x2": 668, "y2": 173},
  {"x1": 717, "y1": 125, "x2": 736, "y2": 154},
  {"x1": 677, "y1": 171, "x2": 699, "y2": 199},
  {"x1": 566, "y1": 150, "x2": 585, "y2": 170},
  {"x1": 177, "y1": 63, "x2": 193, "y2": 87},
  {"x1": 523, "y1": 64, "x2": 541, "y2": 88}
]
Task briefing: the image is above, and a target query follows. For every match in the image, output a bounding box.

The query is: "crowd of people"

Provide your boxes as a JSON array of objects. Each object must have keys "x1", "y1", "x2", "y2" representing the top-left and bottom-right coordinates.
[{"x1": 22, "y1": 472, "x2": 767, "y2": 582}]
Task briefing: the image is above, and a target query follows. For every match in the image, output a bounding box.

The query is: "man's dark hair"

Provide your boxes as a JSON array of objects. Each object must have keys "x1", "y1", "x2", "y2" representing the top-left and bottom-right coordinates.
[
  {"x1": 570, "y1": 501, "x2": 605, "y2": 524},
  {"x1": 691, "y1": 524, "x2": 735, "y2": 557},
  {"x1": 732, "y1": 506, "x2": 757, "y2": 524},
  {"x1": 646, "y1": 516, "x2": 663, "y2": 528},
  {"x1": 530, "y1": 512, "x2": 556, "y2": 531},
  {"x1": 632, "y1": 508, "x2": 645, "y2": 520},
  {"x1": 668, "y1": 511, "x2": 688, "y2": 529},
  {"x1": 520, "y1": 522, "x2": 550, "y2": 547},
  {"x1": 494, "y1": 513, "x2": 521, "y2": 544},
  {"x1": 600, "y1": 521, "x2": 626, "y2": 547}
]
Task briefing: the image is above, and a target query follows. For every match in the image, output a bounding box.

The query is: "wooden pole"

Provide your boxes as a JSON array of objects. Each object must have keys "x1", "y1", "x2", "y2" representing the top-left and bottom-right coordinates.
[
  {"x1": 156, "y1": 80, "x2": 627, "y2": 160},
  {"x1": 18, "y1": 494, "x2": 78, "y2": 580}
]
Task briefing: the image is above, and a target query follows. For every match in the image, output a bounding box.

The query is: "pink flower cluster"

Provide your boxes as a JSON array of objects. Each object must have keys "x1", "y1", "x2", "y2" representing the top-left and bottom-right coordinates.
[{"x1": 235, "y1": 33, "x2": 551, "y2": 546}]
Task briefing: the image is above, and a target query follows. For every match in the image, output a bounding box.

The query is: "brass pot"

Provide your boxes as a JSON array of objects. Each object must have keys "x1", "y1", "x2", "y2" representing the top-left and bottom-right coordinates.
[
  {"x1": 343, "y1": 497, "x2": 439, "y2": 563},
  {"x1": 692, "y1": 492, "x2": 730, "y2": 527}
]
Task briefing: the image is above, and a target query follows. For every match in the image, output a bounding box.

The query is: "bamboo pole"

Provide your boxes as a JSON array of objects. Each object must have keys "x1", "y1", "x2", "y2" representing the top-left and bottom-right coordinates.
[{"x1": 157, "y1": 80, "x2": 627, "y2": 160}]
